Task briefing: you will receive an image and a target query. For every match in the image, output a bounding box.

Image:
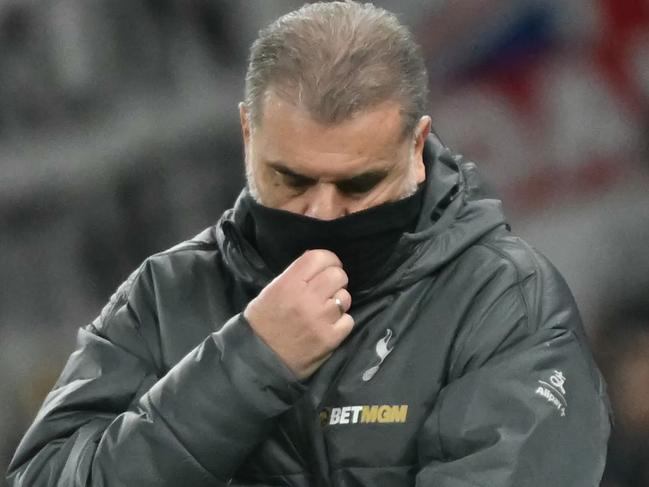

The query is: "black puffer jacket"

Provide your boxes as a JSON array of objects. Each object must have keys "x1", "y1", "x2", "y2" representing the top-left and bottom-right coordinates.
[{"x1": 8, "y1": 137, "x2": 610, "y2": 486}]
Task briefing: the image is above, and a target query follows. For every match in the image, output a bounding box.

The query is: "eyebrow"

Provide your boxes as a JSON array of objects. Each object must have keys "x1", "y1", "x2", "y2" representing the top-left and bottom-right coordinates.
[
  {"x1": 269, "y1": 163, "x2": 317, "y2": 183},
  {"x1": 268, "y1": 162, "x2": 390, "y2": 187}
]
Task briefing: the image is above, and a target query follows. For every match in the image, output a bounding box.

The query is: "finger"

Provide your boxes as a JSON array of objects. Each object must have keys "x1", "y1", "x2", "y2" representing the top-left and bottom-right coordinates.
[
  {"x1": 286, "y1": 249, "x2": 342, "y2": 282},
  {"x1": 307, "y1": 266, "x2": 348, "y2": 298},
  {"x1": 329, "y1": 313, "x2": 355, "y2": 347},
  {"x1": 324, "y1": 288, "x2": 352, "y2": 323},
  {"x1": 333, "y1": 288, "x2": 352, "y2": 313}
]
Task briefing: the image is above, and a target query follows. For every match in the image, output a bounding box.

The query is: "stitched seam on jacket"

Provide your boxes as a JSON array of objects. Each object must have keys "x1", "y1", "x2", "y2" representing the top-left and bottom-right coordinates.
[
  {"x1": 510, "y1": 238, "x2": 545, "y2": 330},
  {"x1": 423, "y1": 469, "x2": 487, "y2": 487},
  {"x1": 329, "y1": 463, "x2": 415, "y2": 473},
  {"x1": 448, "y1": 272, "x2": 521, "y2": 379},
  {"x1": 447, "y1": 240, "x2": 536, "y2": 378},
  {"x1": 94, "y1": 260, "x2": 162, "y2": 376},
  {"x1": 477, "y1": 242, "x2": 537, "y2": 334},
  {"x1": 151, "y1": 242, "x2": 219, "y2": 260},
  {"x1": 566, "y1": 327, "x2": 611, "y2": 405},
  {"x1": 440, "y1": 243, "x2": 534, "y2": 460},
  {"x1": 83, "y1": 322, "x2": 159, "y2": 382}
]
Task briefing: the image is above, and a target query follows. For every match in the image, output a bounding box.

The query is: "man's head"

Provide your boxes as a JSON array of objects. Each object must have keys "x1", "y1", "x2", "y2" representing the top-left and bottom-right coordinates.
[{"x1": 239, "y1": 1, "x2": 431, "y2": 219}]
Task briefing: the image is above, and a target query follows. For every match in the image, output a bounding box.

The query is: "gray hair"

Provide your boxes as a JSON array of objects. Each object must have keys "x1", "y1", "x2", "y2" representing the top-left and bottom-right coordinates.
[{"x1": 243, "y1": 1, "x2": 429, "y2": 139}]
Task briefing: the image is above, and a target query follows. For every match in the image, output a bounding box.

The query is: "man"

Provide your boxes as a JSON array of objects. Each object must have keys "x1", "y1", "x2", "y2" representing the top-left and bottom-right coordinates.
[{"x1": 8, "y1": 2, "x2": 610, "y2": 486}]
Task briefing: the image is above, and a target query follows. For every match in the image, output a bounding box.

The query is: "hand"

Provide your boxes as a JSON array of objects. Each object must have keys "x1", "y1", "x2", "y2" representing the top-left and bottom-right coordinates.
[{"x1": 244, "y1": 249, "x2": 354, "y2": 379}]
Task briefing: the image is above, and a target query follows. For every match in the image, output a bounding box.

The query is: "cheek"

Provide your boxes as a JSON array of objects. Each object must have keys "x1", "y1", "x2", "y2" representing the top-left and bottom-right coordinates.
[
  {"x1": 415, "y1": 159, "x2": 426, "y2": 184},
  {"x1": 277, "y1": 196, "x2": 307, "y2": 213},
  {"x1": 253, "y1": 166, "x2": 284, "y2": 200},
  {"x1": 376, "y1": 170, "x2": 413, "y2": 197},
  {"x1": 349, "y1": 179, "x2": 406, "y2": 211},
  {"x1": 260, "y1": 178, "x2": 309, "y2": 211}
]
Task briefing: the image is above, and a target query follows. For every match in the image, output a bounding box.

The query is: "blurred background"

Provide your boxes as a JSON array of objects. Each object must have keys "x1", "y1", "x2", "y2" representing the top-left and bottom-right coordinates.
[{"x1": 0, "y1": 1, "x2": 648, "y2": 485}]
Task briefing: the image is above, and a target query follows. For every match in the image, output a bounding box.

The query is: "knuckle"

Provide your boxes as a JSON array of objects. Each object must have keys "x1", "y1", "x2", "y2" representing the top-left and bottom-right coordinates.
[
  {"x1": 323, "y1": 267, "x2": 346, "y2": 287},
  {"x1": 302, "y1": 249, "x2": 320, "y2": 259},
  {"x1": 306, "y1": 249, "x2": 326, "y2": 259},
  {"x1": 313, "y1": 249, "x2": 341, "y2": 266},
  {"x1": 297, "y1": 249, "x2": 320, "y2": 267},
  {"x1": 338, "y1": 268, "x2": 349, "y2": 285},
  {"x1": 328, "y1": 265, "x2": 340, "y2": 277},
  {"x1": 327, "y1": 266, "x2": 344, "y2": 281}
]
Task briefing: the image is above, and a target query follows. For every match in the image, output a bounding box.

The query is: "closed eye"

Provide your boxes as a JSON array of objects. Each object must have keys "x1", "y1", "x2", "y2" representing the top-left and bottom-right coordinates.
[
  {"x1": 271, "y1": 166, "x2": 316, "y2": 189},
  {"x1": 336, "y1": 171, "x2": 388, "y2": 194},
  {"x1": 283, "y1": 173, "x2": 316, "y2": 188},
  {"x1": 268, "y1": 162, "x2": 388, "y2": 194}
]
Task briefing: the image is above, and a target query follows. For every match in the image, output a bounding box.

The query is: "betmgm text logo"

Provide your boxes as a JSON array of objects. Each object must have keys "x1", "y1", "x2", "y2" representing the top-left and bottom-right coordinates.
[{"x1": 320, "y1": 404, "x2": 409, "y2": 426}]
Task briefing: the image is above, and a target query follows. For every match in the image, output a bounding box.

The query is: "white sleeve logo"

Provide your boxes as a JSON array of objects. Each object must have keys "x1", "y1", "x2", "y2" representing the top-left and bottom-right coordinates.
[{"x1": 535, "y1": 370, "x2": 568, "y2": 417}]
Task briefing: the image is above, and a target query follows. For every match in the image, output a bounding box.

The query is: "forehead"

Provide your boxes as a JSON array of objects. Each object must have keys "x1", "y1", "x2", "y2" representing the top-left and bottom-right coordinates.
[{"x1": 253, "y1": 91, "x2": 408, "y2": 176}]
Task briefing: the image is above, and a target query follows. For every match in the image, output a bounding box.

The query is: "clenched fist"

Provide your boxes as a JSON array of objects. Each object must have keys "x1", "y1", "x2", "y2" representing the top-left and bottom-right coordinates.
[{"x1": 244, "y1": 249, "x2": 354, "y2": 379}]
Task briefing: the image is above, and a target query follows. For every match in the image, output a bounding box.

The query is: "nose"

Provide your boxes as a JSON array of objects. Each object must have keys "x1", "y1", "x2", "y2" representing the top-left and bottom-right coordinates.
[{"x1": 304, "y1": 183, "x2": 346, "y2": 220}]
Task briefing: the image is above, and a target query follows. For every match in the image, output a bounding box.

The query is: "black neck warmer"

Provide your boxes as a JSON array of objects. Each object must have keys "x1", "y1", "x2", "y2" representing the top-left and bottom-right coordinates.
[{"x1": 240, "y1": 185, "x2": 425, "y2": 293}]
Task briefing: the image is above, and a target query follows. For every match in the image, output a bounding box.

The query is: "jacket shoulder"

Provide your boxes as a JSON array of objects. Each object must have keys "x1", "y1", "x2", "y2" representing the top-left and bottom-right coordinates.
[
  {"x1": 475, "y1": 230, "x2": 583, "y2": 334},
  {"x1": 90, "y1": 226, "x2": 227, "y2": 371},
  {"x1": 92, "y1": 228, "x2": 219, "y2": 330},
  {"x1": 144, "y1": 226, "x2": 222, "y2": 284},
  {"x1": 148, "y1": 226, "x2": 220, "y2": 262},
  {"x1": 446, "y1": 229, "x2": 588, "y2": 377},
  {"x1": 97, "y1": 226, "x2": 221, "y2": 322}
]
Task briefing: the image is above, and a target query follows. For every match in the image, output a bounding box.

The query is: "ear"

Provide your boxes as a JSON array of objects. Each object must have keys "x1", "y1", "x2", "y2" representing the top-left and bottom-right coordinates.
[
  {"x1": 239, "y1": 102, "x2": 252, "y2": 152},
  {"x1": 239, "y1": 102, "x2": 257, "y2": 184},
  {"x1": 412, "y1": 116, "x2": 431, "y2": 184}
]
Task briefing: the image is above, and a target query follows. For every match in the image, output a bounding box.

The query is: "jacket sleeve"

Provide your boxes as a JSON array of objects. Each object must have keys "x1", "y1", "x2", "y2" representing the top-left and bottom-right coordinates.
[
  {"x1": 415, "y1": 245, "x2": 611, "y2": 487},
  {"x1": 7, "y1": 261, "x2": 305, "y2": 486}
]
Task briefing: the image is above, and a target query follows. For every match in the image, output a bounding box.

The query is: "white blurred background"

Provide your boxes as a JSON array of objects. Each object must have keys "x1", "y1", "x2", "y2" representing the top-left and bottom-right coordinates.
[{"x1": 1, "y1": 1, "x2": 648, "y2": 485}]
